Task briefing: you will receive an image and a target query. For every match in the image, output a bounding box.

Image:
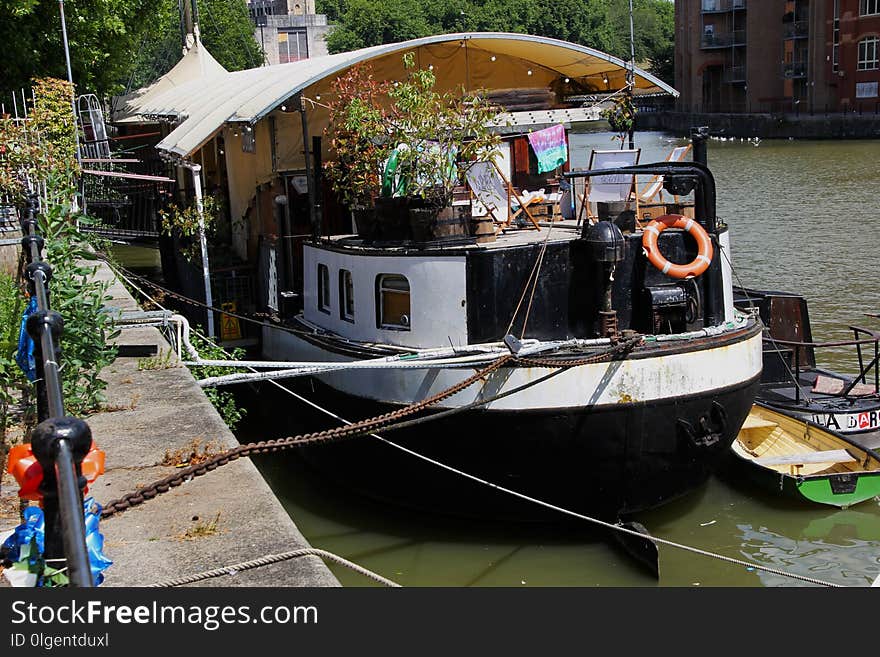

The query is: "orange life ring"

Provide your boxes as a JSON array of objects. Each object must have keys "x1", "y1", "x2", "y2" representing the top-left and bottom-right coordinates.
[{"x1": 641, "y1": 214, "x2": 713, "y2": 279}]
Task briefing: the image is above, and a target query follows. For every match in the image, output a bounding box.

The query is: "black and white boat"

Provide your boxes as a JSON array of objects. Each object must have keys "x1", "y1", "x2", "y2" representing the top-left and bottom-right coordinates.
[
  {"x1": 261, "y1": 156, "x2": 763, "y2": 519},
  {"x1": 733, "y1": 287, "x2": 880, "y2": 451}
]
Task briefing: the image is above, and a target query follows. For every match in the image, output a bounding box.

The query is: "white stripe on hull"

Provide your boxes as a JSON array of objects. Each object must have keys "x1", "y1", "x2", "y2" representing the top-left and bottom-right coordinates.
[{"x1": 263, "y1": 324, "x2": 763, "y2": 411}]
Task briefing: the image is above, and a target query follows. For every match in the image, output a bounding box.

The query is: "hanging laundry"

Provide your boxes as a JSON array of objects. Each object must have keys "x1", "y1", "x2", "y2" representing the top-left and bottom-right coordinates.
[{"x1": 527, "y1": 124, "x2": 567, "y2": 173}]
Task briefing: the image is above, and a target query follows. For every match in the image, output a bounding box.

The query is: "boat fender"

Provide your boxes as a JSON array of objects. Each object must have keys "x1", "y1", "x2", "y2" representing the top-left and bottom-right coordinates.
[{"x1": 642, "y1": 214, "x2": 713, "y2": 279}]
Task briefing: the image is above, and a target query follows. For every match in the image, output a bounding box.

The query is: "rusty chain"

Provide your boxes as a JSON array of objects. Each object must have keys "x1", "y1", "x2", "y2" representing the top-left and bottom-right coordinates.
[{"x1": 101, "y1": 335, "x2": 642, "y2": 519}]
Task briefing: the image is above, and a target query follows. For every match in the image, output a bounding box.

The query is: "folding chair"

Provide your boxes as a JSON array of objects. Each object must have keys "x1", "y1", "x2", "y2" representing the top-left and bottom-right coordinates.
[
  {"x1": 464, "y1": 161, "x2": 541, "y2": 231},
  {"x1": 576, "y1": 149, "x2": 640, "y2": 227},
  {"x1": 637, "y1": 144, "x2": 692, "y2": 204}
]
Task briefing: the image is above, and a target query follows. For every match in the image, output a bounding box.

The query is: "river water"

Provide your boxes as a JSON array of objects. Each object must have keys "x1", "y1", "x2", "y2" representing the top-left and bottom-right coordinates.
[{"x1": 114, "y1": 131, "x2": 880, "y2": 587}]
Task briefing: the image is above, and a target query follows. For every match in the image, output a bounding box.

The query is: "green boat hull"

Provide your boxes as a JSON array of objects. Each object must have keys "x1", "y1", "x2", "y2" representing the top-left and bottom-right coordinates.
[{"x1": 781, "y1": 471, "x2": 880, "y2": 508}]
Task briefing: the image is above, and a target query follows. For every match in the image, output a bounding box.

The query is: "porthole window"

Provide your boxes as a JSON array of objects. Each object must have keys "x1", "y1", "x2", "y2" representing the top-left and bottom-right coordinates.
[
  {"x1": 376, "y1": 274, "x2": 411, "y2": 331},
  {"x1": 340, "y1": 269, "x2": 354, "y2": 322},
  {"x1": 317, "y1": 263, "x2": 330, "y2": 313}
]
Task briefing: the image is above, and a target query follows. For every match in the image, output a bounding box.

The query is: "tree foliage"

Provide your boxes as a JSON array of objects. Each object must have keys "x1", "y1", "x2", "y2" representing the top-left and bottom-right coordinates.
[
  {"x1": 0, "y1": 0, "x2": 262, "y2": 102},
  {"x1": 319, "y1": 0, "x2": 675, "y2": 83}
]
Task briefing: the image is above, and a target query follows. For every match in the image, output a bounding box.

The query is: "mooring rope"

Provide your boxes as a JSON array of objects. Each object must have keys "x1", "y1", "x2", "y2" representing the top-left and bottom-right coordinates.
[
  {"x1": 278, "y1": 384, "x2": 844, "y2": 588},
  {"x1": 109, "y1": 269, "x2": 845, "y2": 587},
  {"x1": 149, "y1": 548, "x2": 400, "y2": 588}
]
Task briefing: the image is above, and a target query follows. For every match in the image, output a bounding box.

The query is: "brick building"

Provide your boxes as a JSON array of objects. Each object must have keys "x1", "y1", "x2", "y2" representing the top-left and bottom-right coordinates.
[{"x1": 674, "y1": 0, "x2": 880, "y2": 113}]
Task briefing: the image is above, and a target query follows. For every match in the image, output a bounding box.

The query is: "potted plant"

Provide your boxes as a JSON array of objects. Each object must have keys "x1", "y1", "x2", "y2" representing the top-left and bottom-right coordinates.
[
  {"x1": 379, "y1": 53, "x2": 501, "y2": 242},
  {"x1": 323, "y1": 65, "x2": 392, "y2": 241}
]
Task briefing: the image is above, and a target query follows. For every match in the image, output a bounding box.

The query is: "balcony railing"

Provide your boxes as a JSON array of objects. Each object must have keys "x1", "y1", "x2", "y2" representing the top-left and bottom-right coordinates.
[
  {"x1": 701, "y1": 30, "x2": 746, "y2": 48},
  {"x1": 702, "y1": 0, "x2": 746, "y2": 12},
  {"x1": 783, "y1": 62, "x2": 808, "y2": 78},
  {"x1": 783, "y1": 21, "x2": 809, "y2": 39},
  {"x1": 723, "y1": 66, "x2": 747, "y2": 83}
]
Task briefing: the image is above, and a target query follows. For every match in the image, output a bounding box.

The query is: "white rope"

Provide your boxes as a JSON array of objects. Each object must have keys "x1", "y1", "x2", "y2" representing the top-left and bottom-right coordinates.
[
  {"x1": 149, "y1": 548, "x2": 400, "y2": 588},
  {"x1": 109, "y1": 262, "x2": 843, "y2": 587}
]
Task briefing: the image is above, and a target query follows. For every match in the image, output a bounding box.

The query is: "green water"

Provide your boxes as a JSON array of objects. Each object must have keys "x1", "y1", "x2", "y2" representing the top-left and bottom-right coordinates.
[{"x1": 117, "y1": 134, "x2": 880, "y2": 587}]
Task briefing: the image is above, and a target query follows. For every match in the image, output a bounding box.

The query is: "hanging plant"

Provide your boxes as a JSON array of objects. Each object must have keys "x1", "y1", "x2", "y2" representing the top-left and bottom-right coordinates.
[{"x1": 602, "y1": 94, "x2": 635, "y2": 145}]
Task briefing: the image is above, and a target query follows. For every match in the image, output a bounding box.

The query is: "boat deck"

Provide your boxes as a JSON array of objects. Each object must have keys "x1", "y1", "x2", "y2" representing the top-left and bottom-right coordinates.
[
  {"x1": 332, "y1": 220, "x2": 585, "y2": 253},
  {"x1": 758, "y1": 369, "x2": 880, "y2": 451}
]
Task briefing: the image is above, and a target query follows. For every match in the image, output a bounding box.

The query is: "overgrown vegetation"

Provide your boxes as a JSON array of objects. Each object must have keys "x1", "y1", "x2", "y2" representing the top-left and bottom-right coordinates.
[
  {"x1": 0, "y1": 77, "x2": 117, "y2": 419},
  {"x1": 186, "y1": 331, "x2": 246, "y2": 431},
  {"x1": 158, "y1": 195, "x2": 220, "y2": 263}
]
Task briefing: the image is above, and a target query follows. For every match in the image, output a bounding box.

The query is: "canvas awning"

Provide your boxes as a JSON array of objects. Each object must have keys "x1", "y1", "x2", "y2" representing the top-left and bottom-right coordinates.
[
  {"x1": 138, "y1": 32, "x2": 676, "y2": 160},
  {"x1": 111, "y1": 40, "x2": 228, "y2": 123}
]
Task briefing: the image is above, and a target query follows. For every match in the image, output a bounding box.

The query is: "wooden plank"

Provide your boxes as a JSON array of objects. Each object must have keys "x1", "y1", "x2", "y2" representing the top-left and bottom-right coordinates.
[
  {"x1": 755, "y1": 449, "x2": 856, "y2": 466},
  {"x1": 742, "y1": 415, "x2": 778, "y2": 430}
]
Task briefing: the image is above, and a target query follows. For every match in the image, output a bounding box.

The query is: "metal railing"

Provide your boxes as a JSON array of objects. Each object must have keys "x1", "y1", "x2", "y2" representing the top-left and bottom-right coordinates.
[
  {"x1": 763, "y1": 328, "x2": 880, "y2": 405},
  {"x1": 701, "y1": 0, "x2": 746, "y2": 12},
  {"x1": 700, "y1": 30, "x2": 746, "y2": 49},
  {"x1": 19, "y1": 195, "x2": 93, "y2": 587},
  {"x1": 783, "y1": 21, "x2": 809, "y2": 39},
  {"x1": 783, "y1": 62, "x2": 808, "y2": 78}
]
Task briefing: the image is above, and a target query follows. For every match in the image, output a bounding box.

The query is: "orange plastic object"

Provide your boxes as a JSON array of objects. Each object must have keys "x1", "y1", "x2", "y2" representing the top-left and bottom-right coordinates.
[{"x1": 6, "y1": 441, "x2": 106, "y2": 501}]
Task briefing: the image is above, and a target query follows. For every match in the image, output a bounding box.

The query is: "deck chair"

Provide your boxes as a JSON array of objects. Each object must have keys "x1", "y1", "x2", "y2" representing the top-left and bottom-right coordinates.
[
  {"x1": 577, "y1": 149, "x2": 640, "y2": 227},
  {"x1": 637, "y1": 144, "x2": 692, "y2": 204},
  {"x1": 464, "y1": 161, "x2": 541, "y2": 231}
]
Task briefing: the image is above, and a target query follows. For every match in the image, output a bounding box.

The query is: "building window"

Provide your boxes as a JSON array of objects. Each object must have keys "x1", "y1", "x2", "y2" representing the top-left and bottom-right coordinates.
[
  {"x1": 339, "y1": 269, "x2": 354, "y2": 322},
  {"x1": 317, "y1": 264, "x2": 330, "y2": 313},
  {"x1": 376, "y1": 274, "x2": 410, "y2": 330},
  {"x1": 858, "y1": 37, "x2": 879, "y2": 71},
  {"x1": 857, "y1": 81, "x2": 879, "y2": 98},
  {"x1": 278, "y1": 29, "x2": 308, "y2": 63},
  {"x1": 861, "y1": 0, "x2": 880, "y2": 17}
]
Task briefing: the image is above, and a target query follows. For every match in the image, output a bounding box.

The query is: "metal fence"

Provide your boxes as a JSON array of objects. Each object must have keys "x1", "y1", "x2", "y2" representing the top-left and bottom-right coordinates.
[{"x1": 18, "y1": 195, "x2": 94, "y2": 587}]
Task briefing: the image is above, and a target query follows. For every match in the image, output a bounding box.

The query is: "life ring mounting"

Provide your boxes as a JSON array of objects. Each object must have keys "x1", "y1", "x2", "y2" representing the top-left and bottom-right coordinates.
[{"x1": 641, "y1": 214, "x2": 713, "y2": 279}]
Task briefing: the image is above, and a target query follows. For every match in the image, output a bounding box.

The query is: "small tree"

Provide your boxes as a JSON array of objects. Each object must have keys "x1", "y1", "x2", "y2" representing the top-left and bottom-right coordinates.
[
  {"x1": 384, "y1": 53, "x2": 500, "y2": 206},
  {"x1": 323, "y1": 64, "x2": 392, "y2": 210},
  {"x1": 601, "y1": 93, "x2": 635, "y2": 148}
]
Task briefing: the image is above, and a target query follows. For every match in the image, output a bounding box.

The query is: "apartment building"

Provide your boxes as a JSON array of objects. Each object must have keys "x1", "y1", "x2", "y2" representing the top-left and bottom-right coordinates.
[
  {"x1": 247, "y1": 0, "x2": 332, "y2": 65},
  {"x1": 675, "y1": 0, "x2": 879, "y2": 113}
]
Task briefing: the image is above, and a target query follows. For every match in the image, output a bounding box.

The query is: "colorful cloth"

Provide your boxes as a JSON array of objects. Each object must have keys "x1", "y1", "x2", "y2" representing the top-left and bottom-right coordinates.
[
  {"x1": 527, "y1": 124, "x2": 568, "y2": 173},
  {"x1": 15, "y1": 296, "x2": 37, "y2": 382}
]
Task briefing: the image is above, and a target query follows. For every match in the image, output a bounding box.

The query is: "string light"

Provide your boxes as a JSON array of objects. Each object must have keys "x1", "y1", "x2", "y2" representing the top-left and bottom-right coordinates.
[
  {"x1": 527, "y1": 70, "x2": 533, "y2": 76},
  {"x1": 564, "y1": 78, "x2": 570, "y2": 83},
  {"x1": 490, "y1": 55, "x2": 496, "y2": 62},
  {"x1": 281, "y1": 104, "x2": 287, "y2": 111}
]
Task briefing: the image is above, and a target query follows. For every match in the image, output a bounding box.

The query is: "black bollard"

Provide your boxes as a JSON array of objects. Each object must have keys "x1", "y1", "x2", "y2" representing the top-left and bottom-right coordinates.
[
  {"x1": 690, "y1": 126, "x2": 709, "y2": 166},
  {"x1": 30, "y1": 417, "x2": 94, "y2": 587}
]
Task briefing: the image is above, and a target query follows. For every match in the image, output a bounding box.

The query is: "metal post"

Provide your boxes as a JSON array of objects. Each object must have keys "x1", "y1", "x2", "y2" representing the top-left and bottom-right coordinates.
[
  {"x1": 58, "y1": 0, "x2": 81, "y2": 166},
  {"x1": 627, "y1": 0, "x2": 636, "y2": 151},
  {"x1": 300, "y1": 95, "x2": 318, "y2": 239},
  {"x1": 690, "y1": 126, "x2": 709, "y2": 166},
  {"x1": 180, "y1": 162, "x2": 215, "y2": 337}
]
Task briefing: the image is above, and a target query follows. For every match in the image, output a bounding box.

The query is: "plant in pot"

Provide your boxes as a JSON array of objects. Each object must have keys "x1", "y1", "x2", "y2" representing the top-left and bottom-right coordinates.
[
  {"x1": 323, "y1": 65, "x2": 392, "y2": 241},
  {"x1": 380, "y1": 53, "x2": 501, "y2": 242},
  {"x1": 601, "y1": 93, "x2": 635, "y2": 148}
]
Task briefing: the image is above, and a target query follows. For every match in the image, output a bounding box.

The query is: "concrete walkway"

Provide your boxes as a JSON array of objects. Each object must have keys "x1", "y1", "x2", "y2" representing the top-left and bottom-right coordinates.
[{"x1": 81, "y1": 261, "x2": 339, "y2": 587}]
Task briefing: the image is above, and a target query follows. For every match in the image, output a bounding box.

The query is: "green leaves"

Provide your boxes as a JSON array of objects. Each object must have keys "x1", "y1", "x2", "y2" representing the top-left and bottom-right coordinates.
[
  {"x1": 40, "y1": 201, "x2": 118, "y2": 416},
  {"x1": 186, "y1": 331, "x2": 246, "y2": 430}
]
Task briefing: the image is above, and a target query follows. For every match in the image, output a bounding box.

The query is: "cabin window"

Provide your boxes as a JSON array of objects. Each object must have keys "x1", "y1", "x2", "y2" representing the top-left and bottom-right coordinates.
[
  {"x1": 339, "y1": 269, "x2": 354, "y2": 322},
  {"x1": 376, "y1": 274, "x2": 411, "y2": 331},
  {"x1": 317, "y1": 264, "x2": 330, "y2": 313},
  {"x1": 858, "y1": 37, "x2": 879, "y2": 71}
]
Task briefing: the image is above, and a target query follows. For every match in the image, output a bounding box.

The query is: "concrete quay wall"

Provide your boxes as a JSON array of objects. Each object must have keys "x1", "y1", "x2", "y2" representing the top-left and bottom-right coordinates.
[{"x1": 637, "y1": 111, "x2": 880, "y2": 139}]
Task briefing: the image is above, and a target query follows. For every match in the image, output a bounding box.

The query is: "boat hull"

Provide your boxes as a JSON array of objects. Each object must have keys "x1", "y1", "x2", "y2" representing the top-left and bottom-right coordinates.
[
  {"x1": 292, "y1": 373, "x2": 761, "y2": 519},
  {"x1": 260, "y1": 318, "x2": 763, "y2": 519}
]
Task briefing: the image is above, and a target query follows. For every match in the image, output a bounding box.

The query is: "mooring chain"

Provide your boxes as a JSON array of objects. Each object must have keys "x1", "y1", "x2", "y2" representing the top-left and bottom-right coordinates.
[{"x1": 101, "y1": 336, "x2": 642, "y2": 519}]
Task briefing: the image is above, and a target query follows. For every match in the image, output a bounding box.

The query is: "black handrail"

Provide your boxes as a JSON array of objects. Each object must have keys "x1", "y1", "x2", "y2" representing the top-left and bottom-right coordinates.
[{"x1": 19, "y1": 195, "x2": 93, "y2": 588}]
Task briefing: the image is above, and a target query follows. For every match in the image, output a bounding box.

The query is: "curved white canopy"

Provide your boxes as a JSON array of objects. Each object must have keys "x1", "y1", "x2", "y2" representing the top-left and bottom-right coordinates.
[{"x1": 124, "y1": 32, "x2": 676, "y2": 159}]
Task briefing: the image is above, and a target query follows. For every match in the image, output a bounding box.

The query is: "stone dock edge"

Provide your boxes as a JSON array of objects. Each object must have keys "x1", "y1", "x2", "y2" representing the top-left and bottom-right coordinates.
[{"x1": 54, "y1": 260, "x2": 339, "y2": 587}]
